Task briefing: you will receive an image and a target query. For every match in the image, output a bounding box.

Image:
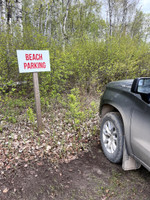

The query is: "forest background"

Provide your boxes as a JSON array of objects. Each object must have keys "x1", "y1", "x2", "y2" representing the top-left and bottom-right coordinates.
[
  {"x1": 0, "y1": 0, "x2": 150, "y2": 168},
  {"x1": 0, "y1": 0, "x2": 150, "y2": 95}
]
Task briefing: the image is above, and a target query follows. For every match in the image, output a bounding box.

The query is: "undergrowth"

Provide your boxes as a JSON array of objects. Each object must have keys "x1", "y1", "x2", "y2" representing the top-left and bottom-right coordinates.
[{"x1": 0, "y1": 89, "x2": 100, "y2": 169}]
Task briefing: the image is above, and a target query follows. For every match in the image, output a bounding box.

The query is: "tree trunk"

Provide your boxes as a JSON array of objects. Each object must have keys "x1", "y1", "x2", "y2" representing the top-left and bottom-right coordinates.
[
  {"x1": 15, "y1": 0, "x2": 23, "y2": 32},
  {"x1": 62, "y1": 0, "x2": 71, "y2": 37},
  {"x1": 1, "y1": 0, "x2": 7, "y2": 30},
  {"x1": 44, "y1": 3, "x2": 49, "y2": 36},
  {"x1": 108, "y1": 0, "x2": 113, "y2": 36},
  {"x1": 62, "y1": 0, "x2": 71, "y2": 50},
  {"x1": 122, "y1": 0, "x2": 127, "y2": 33}
]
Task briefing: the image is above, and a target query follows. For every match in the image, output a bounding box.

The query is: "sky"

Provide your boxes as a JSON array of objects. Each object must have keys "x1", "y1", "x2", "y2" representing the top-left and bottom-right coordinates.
[{"x1": 140, "y1": 0, "x2": 150, "y2": 13}]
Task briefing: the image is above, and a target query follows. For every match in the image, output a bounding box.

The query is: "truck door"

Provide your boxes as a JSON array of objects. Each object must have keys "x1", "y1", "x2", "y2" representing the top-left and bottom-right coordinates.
[{"x1": 131, "y1": 99, "x2": 150, "y2": 168}]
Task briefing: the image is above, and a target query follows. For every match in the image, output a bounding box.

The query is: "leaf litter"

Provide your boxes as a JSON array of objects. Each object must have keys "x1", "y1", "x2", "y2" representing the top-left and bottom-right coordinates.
[{"x1": 0, "y1": 96, "x2": 100, "y2": 174}]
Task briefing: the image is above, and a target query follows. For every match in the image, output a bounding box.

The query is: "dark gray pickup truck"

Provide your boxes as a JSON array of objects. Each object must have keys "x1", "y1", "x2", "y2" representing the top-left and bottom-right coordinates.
[{"x1": 99, "y1": 77, "x2": 150, "y2": 171}]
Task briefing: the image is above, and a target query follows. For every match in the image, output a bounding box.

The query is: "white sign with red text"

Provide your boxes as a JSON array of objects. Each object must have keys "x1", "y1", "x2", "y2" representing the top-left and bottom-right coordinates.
[{"x1": 17, "y1": 50, "x2": 50, "y2": 73}]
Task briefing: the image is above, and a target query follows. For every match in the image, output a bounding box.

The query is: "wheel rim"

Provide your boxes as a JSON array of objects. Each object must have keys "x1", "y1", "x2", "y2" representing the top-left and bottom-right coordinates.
[{"x1": 102, "y1": 120, "x2": 117, "y2": 154}]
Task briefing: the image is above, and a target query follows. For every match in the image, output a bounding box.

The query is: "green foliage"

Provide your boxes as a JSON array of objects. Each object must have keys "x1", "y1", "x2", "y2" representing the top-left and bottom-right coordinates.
[
  {"x1": 0, "y1": 126, "x2": 2, "y2": 133},
  {"x1": 88, "y1": 101, "x2": 97, "y2": 118},
  {"x1": 0, "y1": 95, "x2": 32, "y2": 124},
  {"x1": 0, "y1": 33, "x2": 150, "y2": 97},
  {"x1": 8, "y1": 114, "x2": 17, "y2": 124},
  {"x1": 65, "y1": 88, "x2": 98, "y2": 133},
  {"x1": 0, "y1": 0, "x2": 149, "y2": 98},
  {"x1": 27, "y1": 107, "x2": 35, "y2": 124},
  {"x1": 66, "y1": 88, "x2": 85, "y2": 127}
]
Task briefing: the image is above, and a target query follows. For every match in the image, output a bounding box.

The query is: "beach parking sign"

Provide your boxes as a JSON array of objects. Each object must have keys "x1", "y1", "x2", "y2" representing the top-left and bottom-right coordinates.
[
  {"x1": 17, "y1": 50, "x2": 50, "y2": 73},
  {"x1": 17, "y1": 49, "x2": 51, "y2": 131}
]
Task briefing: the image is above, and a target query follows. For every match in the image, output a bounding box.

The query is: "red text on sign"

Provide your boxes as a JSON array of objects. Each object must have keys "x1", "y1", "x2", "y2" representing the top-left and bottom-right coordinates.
[
  {"x1": 25, "y1": 54, "x2": 43, "y2": 61},
  {"x1": 24, "y1": 62, "x2": 46, "y2": 69}
]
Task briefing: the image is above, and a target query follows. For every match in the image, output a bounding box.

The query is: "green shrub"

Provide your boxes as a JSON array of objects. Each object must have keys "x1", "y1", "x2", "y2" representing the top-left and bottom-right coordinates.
[
  {"x1": 66, "y1": 88, "x2": 85, "y2": 127},
  {"x1": 27, "y1": 107, "x2": 35, "y2": 124}
]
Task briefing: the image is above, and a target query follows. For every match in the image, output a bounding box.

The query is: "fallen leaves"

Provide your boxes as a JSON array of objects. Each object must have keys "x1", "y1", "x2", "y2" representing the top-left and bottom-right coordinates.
[
  {"x1": 0, "y1": 97, "x2": 99, "y2": 173},
  {"x1": 3, "y1": 187, "x2": 9, "y2": 193}
]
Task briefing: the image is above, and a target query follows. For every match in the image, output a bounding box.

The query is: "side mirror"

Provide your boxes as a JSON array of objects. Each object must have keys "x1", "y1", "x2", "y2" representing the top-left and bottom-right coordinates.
[
  {"x1": 131, "y1": 78, "x2": 150, "y2": 94},
  {"x1": 131, "y1": 78, "x2": 150, "y2": 103}
]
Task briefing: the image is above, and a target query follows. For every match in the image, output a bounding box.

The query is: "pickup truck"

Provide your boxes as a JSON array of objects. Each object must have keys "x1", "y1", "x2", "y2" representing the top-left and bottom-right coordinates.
[{"x1": 99, "y1": 78, "x2": 150, "y2": 171}]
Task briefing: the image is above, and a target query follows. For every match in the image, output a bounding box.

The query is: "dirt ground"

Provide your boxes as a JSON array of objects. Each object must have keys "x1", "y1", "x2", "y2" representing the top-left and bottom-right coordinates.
[{"x1": 0, "y1": 141, "x2": 150, "y2": 200}]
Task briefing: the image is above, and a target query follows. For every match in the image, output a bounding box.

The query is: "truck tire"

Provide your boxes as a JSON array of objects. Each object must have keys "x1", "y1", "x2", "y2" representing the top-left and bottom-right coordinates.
[{"x1": 100, "y1": 112, "x2": 124, "y2": 163}]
